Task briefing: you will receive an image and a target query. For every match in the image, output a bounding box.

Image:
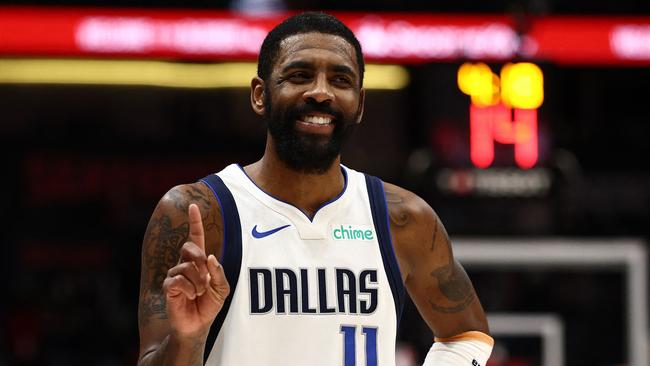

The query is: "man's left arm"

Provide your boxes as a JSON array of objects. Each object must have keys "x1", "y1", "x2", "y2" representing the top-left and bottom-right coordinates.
[{"x1": 384, "y1": 182, "x2": 493, "y2": 365}]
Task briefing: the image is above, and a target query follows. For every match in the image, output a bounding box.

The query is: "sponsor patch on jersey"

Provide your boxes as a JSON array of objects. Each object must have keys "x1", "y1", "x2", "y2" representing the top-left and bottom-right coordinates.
[{"x1": 331, "y1": 224, "x2": 375, "y2": 241}]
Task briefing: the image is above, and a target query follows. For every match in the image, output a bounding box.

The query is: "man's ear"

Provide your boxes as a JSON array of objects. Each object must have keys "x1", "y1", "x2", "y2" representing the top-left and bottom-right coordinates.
[
  {"x1": 355, "y1": 88, "x2": 365, "y2": 124},
  {"x1": 251, "y1": 76, "x2": 266, "y2": 116}
]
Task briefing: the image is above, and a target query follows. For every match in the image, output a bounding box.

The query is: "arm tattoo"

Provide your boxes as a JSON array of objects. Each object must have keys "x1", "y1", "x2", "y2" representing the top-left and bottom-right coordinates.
[
  {"x1": 428, "y1": 295, "x2": 475, "y2": 314},
  {"x1": 169, "y1": 185, "x2": 217, "y2": 231},
  {"x1": 430, "y1": 220, "x2": 438, "y2": 252},
  {"x1": 427, "y1": 222, "x2": 475, "y2": 313},
  {"x1": 139, "y1": 214, "x2": 189, "y2": 327},
  {"x1": 385, "y1": 188, "x2": 409, "y2": 227},
  {"x1": 139, "y1": 185, "x2": 219, "y2": 327},
  {"x1": 428, "y1": 263, "x2": 475, "y2": 313},
  {"x1": 385, "y1": 185, "x2": 476, "y2": 314}
]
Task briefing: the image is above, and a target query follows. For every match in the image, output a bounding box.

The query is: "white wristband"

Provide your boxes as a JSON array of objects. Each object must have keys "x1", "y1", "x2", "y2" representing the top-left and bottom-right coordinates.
[{"x1": 422, "y1": 331, "x2": 494, "y2": 366}]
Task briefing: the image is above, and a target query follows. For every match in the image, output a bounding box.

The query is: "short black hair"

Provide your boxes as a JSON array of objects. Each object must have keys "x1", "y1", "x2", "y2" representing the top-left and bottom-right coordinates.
[{"x1": 257, "y1": 12, "x2": 365, "y2": 88}]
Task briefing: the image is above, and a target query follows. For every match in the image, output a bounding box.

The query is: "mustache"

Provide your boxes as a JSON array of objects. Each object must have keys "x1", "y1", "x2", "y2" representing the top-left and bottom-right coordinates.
[{"x1": 288, "y1": 102, "x2": 344, "y2": 123}]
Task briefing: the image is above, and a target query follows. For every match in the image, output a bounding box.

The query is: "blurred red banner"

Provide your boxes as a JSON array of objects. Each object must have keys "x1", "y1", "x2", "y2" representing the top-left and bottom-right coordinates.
[{"x1": 0, "y1": 6, "x2": 649, "y2": 65}]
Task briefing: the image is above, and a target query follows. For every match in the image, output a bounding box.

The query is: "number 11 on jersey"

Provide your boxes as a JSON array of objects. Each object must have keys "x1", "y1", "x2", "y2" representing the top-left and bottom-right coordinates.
[{"x1": 340, "y1": 325, "x2": 378, "y2": 366}]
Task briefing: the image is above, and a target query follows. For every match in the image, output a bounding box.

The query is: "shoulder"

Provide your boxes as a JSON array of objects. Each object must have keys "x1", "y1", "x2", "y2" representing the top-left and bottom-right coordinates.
[
  {"x1": 149, "y1": 182, "x2": 223, "y2": 257},
  {"x1": 382, "y1": 181, "x2": 437, "y2": 235},
  {"x1": 158, "y1": 183, "x2": 216, "y2": 215},
  {"x1": 381, "y1": 181, "x2": 448, "y2": 279}
]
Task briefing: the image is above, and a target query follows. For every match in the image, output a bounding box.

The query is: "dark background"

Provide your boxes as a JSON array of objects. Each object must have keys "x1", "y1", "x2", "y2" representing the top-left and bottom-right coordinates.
[{"x1": 1, "y1": 1, "x2": 649, "y2": 365}]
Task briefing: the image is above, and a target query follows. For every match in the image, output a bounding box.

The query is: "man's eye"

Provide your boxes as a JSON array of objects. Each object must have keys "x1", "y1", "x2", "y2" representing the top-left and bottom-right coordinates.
[
  {"x1": 289, "y1": 72, "x2": 310, "y2": 81},
  {"x1": 332, "y1": 76, "x2": 353, "y2": 86}
]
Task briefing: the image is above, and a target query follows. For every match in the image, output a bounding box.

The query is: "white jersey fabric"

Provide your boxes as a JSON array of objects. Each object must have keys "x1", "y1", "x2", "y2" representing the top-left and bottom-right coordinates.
[{"x1": 200, "y1": 164, "x2": 405, "y2": 366}]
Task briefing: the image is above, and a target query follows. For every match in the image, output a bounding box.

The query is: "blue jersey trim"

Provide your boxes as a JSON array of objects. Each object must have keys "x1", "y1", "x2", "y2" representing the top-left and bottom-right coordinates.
[
  {"x1": 199, "y1": 174, "x2": 243, "y2": 363},
  {"x1": 364, "y1": 174, "x2": 405, "y2": 328},
  {"x1": 236, "y1": 164, "x2": 348, "y2": 222}
]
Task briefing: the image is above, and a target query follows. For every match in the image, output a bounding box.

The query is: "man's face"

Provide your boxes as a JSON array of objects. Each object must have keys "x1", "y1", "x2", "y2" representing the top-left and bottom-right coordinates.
[{"x1": 263, "y1": 32, "x2": 364, "y2": 174}]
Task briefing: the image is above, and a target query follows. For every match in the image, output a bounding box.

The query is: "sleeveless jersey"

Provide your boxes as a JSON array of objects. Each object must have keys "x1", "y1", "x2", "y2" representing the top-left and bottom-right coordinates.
[{"x1": 200, "y1": 164, "x2": 405, "y2": 366}]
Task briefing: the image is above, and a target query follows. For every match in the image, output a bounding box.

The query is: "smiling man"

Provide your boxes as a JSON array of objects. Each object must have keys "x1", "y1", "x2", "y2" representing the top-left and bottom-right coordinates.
[{"x1": 138, "y1": 12, "x2": 492, "y2": 366}]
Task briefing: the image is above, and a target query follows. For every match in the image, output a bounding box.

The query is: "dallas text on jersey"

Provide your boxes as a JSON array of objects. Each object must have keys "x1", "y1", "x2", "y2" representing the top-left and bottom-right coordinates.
[{"x1": 249, "y1": 268, "x2": 379, "y2": 315}]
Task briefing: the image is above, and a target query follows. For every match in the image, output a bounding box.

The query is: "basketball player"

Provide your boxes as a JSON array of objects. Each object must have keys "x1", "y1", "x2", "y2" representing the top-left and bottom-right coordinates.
[{"x1": 138, "y1": 12, "x2": 492, "y2": 366}]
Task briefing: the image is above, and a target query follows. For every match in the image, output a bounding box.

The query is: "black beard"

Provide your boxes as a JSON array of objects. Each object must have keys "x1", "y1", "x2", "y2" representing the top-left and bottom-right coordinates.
[{"x1": 264, "y1": 93, "x2": 357, "y2": 174}]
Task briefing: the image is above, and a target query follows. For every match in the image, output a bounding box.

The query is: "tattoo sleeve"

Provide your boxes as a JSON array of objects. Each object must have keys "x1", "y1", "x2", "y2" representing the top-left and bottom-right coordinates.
[
  {"x1": 168, "y1": 185, "x2": 216, "y2": 231},
  {"x1": 139, "y1": 214, "x2": 189, "y2": 327},
  {"x1": 138, "y1": 184, "x2": 215, "y2": 328}
]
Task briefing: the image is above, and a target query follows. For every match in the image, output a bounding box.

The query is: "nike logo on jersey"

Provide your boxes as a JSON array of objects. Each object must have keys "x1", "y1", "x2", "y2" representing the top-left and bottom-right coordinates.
[{"x1": 252, "y1": 224, "x2": 290, "y2": 238}]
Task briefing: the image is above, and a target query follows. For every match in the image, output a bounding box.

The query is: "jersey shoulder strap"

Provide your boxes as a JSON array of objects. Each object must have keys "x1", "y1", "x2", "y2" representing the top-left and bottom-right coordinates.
[
  {"x1": 199, "y1": 173, "x2": 243, "y2": 363},
  {"x1": 364, "y1": 174, "x2": 405, "y2": 326}
]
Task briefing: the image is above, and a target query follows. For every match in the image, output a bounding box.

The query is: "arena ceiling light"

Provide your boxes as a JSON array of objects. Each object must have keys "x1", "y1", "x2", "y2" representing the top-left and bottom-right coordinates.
[{"x1": 0, "y1": 59, "x2": 409, "y2": 90}]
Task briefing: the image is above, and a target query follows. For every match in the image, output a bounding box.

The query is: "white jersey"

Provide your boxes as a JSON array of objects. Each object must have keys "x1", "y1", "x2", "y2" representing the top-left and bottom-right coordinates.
[{"x1": 200, "y1": 164, "x2": 405, "y2": 366}]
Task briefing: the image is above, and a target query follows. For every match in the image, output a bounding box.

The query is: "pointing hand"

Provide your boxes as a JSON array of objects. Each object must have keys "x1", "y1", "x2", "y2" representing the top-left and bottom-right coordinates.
[{"x1": 163, "y1": 203, "x2": 230, "y2": 339}]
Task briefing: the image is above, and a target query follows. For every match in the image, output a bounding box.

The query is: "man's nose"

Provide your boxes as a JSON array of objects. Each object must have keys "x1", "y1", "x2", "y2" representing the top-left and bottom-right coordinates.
[{"x1": 303, "y1": 74, "x2": 334, "y2": 104}]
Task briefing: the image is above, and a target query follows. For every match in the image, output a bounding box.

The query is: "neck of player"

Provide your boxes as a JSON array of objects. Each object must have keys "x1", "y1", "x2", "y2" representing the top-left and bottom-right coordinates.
[{"x1": 243, "y1": 138, "x2": 345, "y2": 218}]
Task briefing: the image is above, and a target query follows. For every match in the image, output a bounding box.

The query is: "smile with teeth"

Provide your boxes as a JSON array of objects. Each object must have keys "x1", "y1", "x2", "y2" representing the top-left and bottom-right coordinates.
[{"x1": 301, "y1": 115, "x2": 333, "y2": 125}]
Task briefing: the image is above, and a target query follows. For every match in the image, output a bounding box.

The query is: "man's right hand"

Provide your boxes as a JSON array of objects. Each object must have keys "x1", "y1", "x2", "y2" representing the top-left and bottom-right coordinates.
[{"x1": 162, "y1": 203, "x2": 230, "y2": 339}]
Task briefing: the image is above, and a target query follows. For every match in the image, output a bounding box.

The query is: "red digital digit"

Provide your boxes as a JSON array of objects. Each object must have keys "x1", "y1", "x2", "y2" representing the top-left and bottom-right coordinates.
[{"x1": 470, "y1": 104, "x2": 538, "y2": 169}]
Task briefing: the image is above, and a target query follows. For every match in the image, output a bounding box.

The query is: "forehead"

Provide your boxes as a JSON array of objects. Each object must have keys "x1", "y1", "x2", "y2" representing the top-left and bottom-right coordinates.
[{"x1": 274, "y1": 32, "x2": 359, "y2": 73}]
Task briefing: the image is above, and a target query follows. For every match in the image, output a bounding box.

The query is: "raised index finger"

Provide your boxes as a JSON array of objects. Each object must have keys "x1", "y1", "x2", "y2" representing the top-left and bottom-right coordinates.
[{"x1": 188, "y1": 203, "x2": 205, "y2": 251}]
